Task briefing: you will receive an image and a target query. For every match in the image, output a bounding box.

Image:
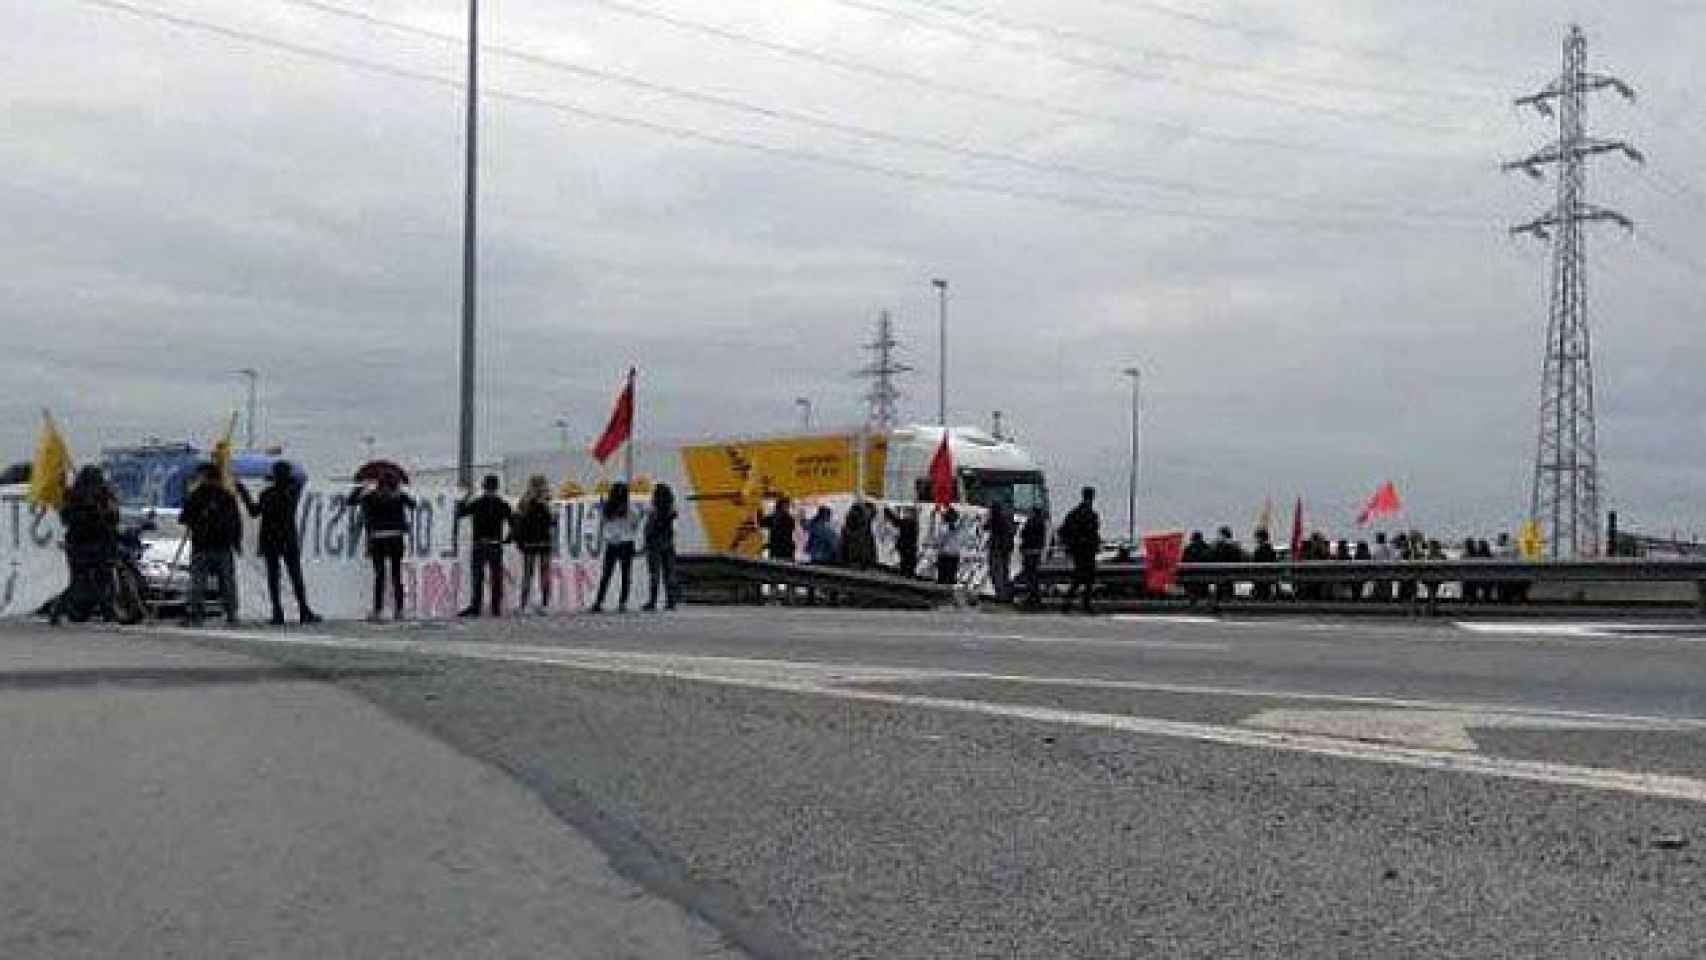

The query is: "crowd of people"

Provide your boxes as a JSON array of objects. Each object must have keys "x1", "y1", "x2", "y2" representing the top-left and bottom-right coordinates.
[{"x1": 1177, "y1": 525, "x2": 1531, "y2": 604}]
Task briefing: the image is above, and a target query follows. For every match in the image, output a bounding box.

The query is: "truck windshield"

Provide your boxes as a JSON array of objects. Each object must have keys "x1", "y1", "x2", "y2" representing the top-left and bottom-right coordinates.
[{"x1": 961, "y1": 470, "x2": 1048, "y2": 514}]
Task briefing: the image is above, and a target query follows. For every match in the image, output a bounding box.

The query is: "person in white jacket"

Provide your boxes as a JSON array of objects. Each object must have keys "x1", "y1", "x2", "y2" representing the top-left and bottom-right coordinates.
[
  {"x1": 591, "y1": 482, "x2": 638, "y2": 613},
  {"x1": 935, "y1": 507, "x2": 966, "y2": 586}
]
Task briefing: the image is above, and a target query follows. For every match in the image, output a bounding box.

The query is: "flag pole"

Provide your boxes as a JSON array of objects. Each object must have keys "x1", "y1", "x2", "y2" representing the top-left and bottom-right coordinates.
[{"x1": 623, "y1": 368, "x2": 635, "y2": 484}]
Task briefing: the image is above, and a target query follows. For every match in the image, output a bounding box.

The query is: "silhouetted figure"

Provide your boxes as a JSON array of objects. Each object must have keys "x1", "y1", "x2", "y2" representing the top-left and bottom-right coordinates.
[
  {"x1": 1058, "y1": 487, "x2": 1101, "y2": 614},
  {"x1": 935, "y1": 507, "x2": 965, "y2": 585},
  {"x1": 1019, "y1": 506, "x2": 1048, "y2": 608},
  {"x1": 53, "y1": 466, "x2": 120, "y2": 625},
  {"x1": 805, "y1": 506, "x2": 839, "y2": 565},
  {"x1": 886, "y1": 505, "x2": 921, "y2": 578},
  {"x1": 238, "y1": 461, "x2": 319, "y2": 626},
  {"x1": 181, "y1": 464, "x2": 243, "y2": 626},
  {"x1": 1250, "y1": 528, "x2": 1277, "y2": 601},
  {"x1": 1182, "y1": 530, "x2": 1212, "y2": 603},
  {"x1": 986, "y1": 504, "x2": 1016, "y2": 603},
  {"x1": 513, "y1": 474, "x2": 558, "y2": 614},
  {"x1": 458, "y1": 474, "x2": 514, "y2": 618},
  {"x1": 349, "y1": 474, "x2": 415, "y2": 621},
  {"x1": 643, "y1": 482, "x2": 679, "y2": 611},
  {"x1": 757, "y1": 496, "x2": 797, "y2": 562}
]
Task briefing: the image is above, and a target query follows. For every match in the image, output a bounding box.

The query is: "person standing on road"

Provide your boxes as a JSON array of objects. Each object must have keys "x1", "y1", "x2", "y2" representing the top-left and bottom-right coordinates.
[
  {"x1": 237, "y1": 461, "x2": 320, "y2": 626},
  {"x1": 985, "y1": 503, "x2": 1016, "y2": 603},
  {"x1": 757, "y1": 496, "x2": 797, "y2": 562},
  {"x1": 842, "y1": 502, "x2": 878, "y2": 570},
  {"x1": 642, "y1": 482, "x2": 680, "y2": 612},
  {"x1": 1212, "y1": 526, "x2": 1245, "y2": 603},
  {"x1": 805, "y1": 506, "x2": 839, "y2": 565},
  {"x1": 934, "y1": 507, "x2": 965, "y2": 586},
  {"x1": 512, "y1": 474, "x2": 557, "y2": 616},
  {"x1": 457, "y1": 475, "x2": 514, "y2": 618},
  {"x1": 1250, "y1": 528, "x2": 1277, "y2": 601},
  {"x1": 1058, "y1": 487, "x2": 1101, "y2": 614},
  {"x1": 52, "y1": 466, "x2": 121, "y2": 626},
  {"x1": 180, "y1": 464, "x2": 244, "y2": 626},
  {"x1": 1019, "y1": 506, "x2": 1048, "y2": 609},
  {"x1": 348, "y1": 473, "x2": 415, "y2": 621},
  {"x1": 592, "y1": 481, "x2": 638, "y2": 613},
  {"x1": 1181, "y1": 530, "x2": 1212, "y2": 604},
  {"x1": 885, "y1": 505, "x2": 920, "y2": 578}
]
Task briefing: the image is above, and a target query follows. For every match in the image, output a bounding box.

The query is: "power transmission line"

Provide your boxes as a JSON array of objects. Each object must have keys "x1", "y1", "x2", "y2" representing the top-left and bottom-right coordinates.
[
  {"x1": 278, "y1": 0, "x2": 1484, "y2": 222},
  {"x1": 823, "y1": 0, "x2": 1482, "y2": 133},
  {"x1": 571, "y1": 0, "x2": 1446, "y2": 165},
  {"x1": 875, "y1": 0, "x2": 1486, "y2": 103},
  {"x1": 1088, "y1": 0, "x2": 1510, "y2": 83},
  {"x1": 75, "y1": 0, "x2": 1482, "y2": 234}
]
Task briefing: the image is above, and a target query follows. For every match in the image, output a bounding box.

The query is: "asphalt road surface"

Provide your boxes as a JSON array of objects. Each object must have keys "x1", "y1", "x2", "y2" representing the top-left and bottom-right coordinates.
[{"x1": 9, "y1": 607, "x2": 1706, "y2": 958}]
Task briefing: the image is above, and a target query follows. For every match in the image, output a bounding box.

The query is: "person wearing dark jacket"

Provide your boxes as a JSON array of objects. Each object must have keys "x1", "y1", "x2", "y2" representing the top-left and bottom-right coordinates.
[
  {"x1": 1181, "y1": 530, "x2": 1212, "y2": 603},
  {"x1": 643, "y1": 482, "x2": 680, "y2": 611},
  {"x1": 757, "y1": 496, "x2": 797, "y2": 562},
  {"x1": 53, "y1": 466, "x2": 121, "y2": 625},
  {"x1": 986, "y1": 504, "x2": 1016, "y2": 603},
  {"x1": 512, "y1": 474, "x2": 557, "y2": 615},
  {"x1": 885, "y1": 505, "x2": 921, "y2": 578},
  {"x1": 180, "y1": 464, "x2": 244, "y2": 625},
  {"x1": 1212, "y1": 526, "x2": 1244, "y2": 602},
  {"x1": 1250, "y1": 528, "x2": 1277, "y2": 601},
  {"x1": 457, "y1": 474, "x2": 514, "y2": 618},
  {"x1": 1019, "y1": 507, "x2": 1048, "y2": 608},
  {"x1": 841, "y1": 502, "x2": 878, "y2": 570},
  {"x1": 238, "y1": 461, "x2": 319, "y2": 626},
  {"x1": 1058, "y1": 487, "x2": 1101, "y2": 614},
  {"x1": 348, "y1": 474, "x2": 415, "y2": 621}
]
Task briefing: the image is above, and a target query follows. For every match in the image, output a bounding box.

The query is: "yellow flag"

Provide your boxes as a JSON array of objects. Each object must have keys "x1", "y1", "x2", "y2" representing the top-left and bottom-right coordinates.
[
  {"x1": 27, "y1": 410, "x2": 71, "y2": 510},
  {"x1": 210, "y1": 411, "x2": 239, "y2": 489},
  {"x1": 1255, "y1": 497, "x2": 1273, "y2": 535},
  {"x1": 1517, "y1": 518, "x2": 1544, "y2": 560}
]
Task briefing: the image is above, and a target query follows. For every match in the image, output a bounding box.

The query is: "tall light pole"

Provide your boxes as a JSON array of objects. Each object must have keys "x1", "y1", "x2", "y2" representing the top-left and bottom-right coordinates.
[
  {"x1": 235, "y1": 368, "x2": 258, "y2": 449},
  {"x1": 931, "y1": 278, "x2": 948, "y2": 426},
  {"x1": 455, "y1": 0, "x2": 480, "y2": 491},
  {"x1": 1122, "y1": 367, "x2": 1141, "y2": 547},
  {"x1": 795, "y1": 397, "x2": 813, "y2": 431}
]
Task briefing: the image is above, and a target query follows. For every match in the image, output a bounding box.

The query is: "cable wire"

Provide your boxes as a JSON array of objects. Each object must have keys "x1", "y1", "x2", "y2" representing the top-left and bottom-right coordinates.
[
  {"x1": 75, "y1": 0, "x2": 1486, "y2": 234},
  {"x1": 277, "y1": 0, "x2": 1486, "y2": 223}
]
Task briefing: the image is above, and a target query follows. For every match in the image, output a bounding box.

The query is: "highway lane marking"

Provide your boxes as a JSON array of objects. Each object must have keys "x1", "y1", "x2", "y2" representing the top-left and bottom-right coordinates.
[
  {"x1": 782, "y1": 625, "x2": 1228, "y2": 651},
  {"x1": 163, "y1": 627, "x2": 1706, "y2": 804},
  {"x1": 1242, "y1": 707, "x2": 1688, "y2": 752}
]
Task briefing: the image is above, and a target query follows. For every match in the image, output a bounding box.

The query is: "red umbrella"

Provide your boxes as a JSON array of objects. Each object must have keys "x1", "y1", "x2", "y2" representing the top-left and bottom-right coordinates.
[{"x1": 354, "y1": 460, "x2": 410, "y2": 486}]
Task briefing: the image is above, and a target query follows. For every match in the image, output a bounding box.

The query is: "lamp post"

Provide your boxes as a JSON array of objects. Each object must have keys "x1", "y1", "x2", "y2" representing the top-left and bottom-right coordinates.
[
  {"x1": 235, "y1": 368, "x2": 259, "y2": 449},
  {"x1": 931, "y1": 278, "x2": 948, "y2": 426},
  {"x1": 1122, "y1": 367, "x2": 1141, "y2": 548},
  {"x1": 553, "y1": 417, "x2": 570, "y2": 456},
  {"x1": 795, "y1": 397, "x2": 813, "y2": 431},
  {"x1": 455, "y1": 0, "x2": 480, "y2": 490}
]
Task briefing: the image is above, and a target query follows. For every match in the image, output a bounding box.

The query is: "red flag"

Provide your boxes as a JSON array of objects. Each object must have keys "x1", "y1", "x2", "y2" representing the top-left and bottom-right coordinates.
[
  {"x1": 1142, "y1": 531, "x2": 1185, "y2": 593},
  {"x1": 591, "y1": 368, "x2": 635, "y2": 464},
  {"x1": 1289, "y1": 497, "x2": 1304, "y2": 558},
  {"x1": 927, "y1": 431, "x2": 955, "y2": 507},
  {"x1": 1355, "y1": 481, "x2": 1402, "y2": 526}
]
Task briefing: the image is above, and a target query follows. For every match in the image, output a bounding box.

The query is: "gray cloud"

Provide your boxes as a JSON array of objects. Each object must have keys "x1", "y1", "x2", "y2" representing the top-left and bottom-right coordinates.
[{"x1": 6, "y1": 0, "x2": 1706, "y2": 541}]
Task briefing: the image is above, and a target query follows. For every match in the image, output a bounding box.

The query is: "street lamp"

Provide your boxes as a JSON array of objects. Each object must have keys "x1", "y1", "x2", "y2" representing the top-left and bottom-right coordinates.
[
  {"x1": 553, "y1": 417, "x2": 571, "y2": 455},
  {"x1": 235, "y1": 368, "x2": 259, "y2": 449},
  {"x1": 1122, "y1": 367, "x2": 1141, "y2": 547},
  {"x1": 455, "y1": 0, "x2": 480, "y2": 490},
  {"x1": 795, "y1": 397, "x2": 813, "y2": 431},
  {"x1": 931, "y1": 278, "x2": 948, "y2": 426}
]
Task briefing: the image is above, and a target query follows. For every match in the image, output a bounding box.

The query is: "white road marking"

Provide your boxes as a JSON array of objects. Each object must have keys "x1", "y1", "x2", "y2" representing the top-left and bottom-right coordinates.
[
  {"x1": 782, "y1": 625, "x2": 1227, "y2": 651},
  {"x1": 1242, "y1": 707, "x2": 1691, "y2": 752},
  {"x1": 162, "y1": 626, "x2": 1706, "y2": 802}
]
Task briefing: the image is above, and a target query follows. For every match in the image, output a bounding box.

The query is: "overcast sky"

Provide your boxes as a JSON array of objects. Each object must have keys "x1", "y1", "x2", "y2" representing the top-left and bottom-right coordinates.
[{"x1": 7, "y1": 0, "x2": 1706, "y2": 539}]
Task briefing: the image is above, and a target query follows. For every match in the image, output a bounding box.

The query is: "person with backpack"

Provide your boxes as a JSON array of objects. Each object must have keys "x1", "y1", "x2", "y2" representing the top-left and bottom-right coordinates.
[
  {"x1": 512, "y1": 474, "x2": 557, "y2": 615},
  {"x1": 348, "y1": 473, "x2": 415, "y2": 622},
  {"x1": 457, "y1": 474, "x2": 514, "y2": 618},
  {"x1": 643, "y1": 482, "x2": 680, "y2": 612},
  {"x1": 1058, "y1": 487, "x2": 1101, "y2": 614},
  {"x1": 179, "y1": 463, "x2": 244, "y2": 626},
  {"x1": 237, "y1": 461, "x2": 320, "y2": 626},
  {"x1": 592, "y1": 481, "x2": 637, "y2": 613}
]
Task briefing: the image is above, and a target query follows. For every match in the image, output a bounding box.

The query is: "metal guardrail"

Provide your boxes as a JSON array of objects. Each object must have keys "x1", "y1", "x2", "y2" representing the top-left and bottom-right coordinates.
[
  {"x1": 1036, "y1": 559, "x2": 1706, "y2": 614},
  {"x1": 679, "y1": 553, "x2": 955, "y2": 610}
]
